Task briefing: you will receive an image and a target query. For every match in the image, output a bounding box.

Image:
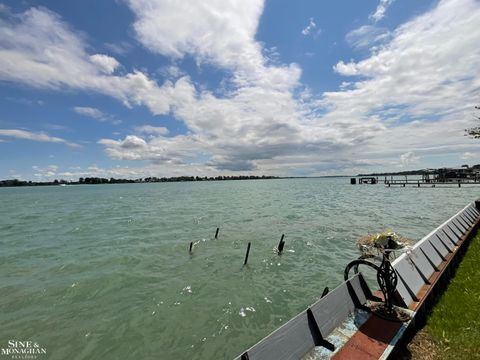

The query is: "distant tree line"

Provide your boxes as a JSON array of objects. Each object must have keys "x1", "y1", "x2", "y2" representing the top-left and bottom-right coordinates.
[
  {"x1": 358, "y1": 170, "x2": 429, "y2": 177},
  {"x1": 0, "y1": 175, "x2": 279, "y2": 187}
]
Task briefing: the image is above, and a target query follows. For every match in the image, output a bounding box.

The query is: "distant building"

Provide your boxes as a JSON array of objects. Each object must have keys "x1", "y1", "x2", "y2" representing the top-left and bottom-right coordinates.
[{"x1": 432, "y1": 167, "x2": 480, "y2": 182}]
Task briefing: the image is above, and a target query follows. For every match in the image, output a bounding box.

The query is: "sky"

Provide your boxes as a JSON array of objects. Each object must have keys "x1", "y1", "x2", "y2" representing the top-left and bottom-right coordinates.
[{"x1": 0, "y1": 0, "x2": 479, "y2": 181}]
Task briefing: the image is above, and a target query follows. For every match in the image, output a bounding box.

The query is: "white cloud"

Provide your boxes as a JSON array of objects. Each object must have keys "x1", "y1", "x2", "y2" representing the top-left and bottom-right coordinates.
[
  {"x1": 158, "y1": 64, "x2": 185, "y2": 79},
  {"x1": 301, "y1": 18, "x2": 316, "y2": 36},
  {"x1": 32, "y1": 164, "x2": 59, "y2": 178},
  {"x1": 0, "y1": 129, "x2": 80, "y2": 148},
  {"x1": 98, "y1": 134, "x2": 201, "y2": 163},
  {"x1": 345, "y1": 25, "x2": 391, "y2": 50},
  {"x1": 118, "y1": 135, "x2": 147, "y2": 149},
  {"x1": 400, "y1": 151, "x2": 420, "y2": 166},
  {"x1": 96, "y1": 0, "x2": 480, "y2": 175},
  {"x1": 331, "y1": 0, "x2": 480, "y2": 119},
  {"x1": 460, "y1": 152, "x2": 480, "y2": 160},
  {"x1": 370, "y1": 0, "x2": 395, "y2": 23},
  {"x1": 1, "y1": 1, "x2": 480, "y2": 176},
  {"x1": 135, "y1": 125, "x2": 169, "y2": 136},
  {"x1": 89, "y1": 54, "x2": 120, "y2": 74},
  {"x1": 126, "y1": 0, "x2": 263, "y2": 71},
  {"x1": 73, "y1": 106, "x2": 105, "y2": 119},
  {"x1": 73, "y1": 106, "x2": 122, "y2": 124},
  {"x1": 125, "y1": 0, "x2": 300, "y2": 90},
  {"x1": 333, "y1": 61, "x2": 359, "y2": 76},
  {"x1": 0, "y1": 7, "x2": 187, "y2": 116}
]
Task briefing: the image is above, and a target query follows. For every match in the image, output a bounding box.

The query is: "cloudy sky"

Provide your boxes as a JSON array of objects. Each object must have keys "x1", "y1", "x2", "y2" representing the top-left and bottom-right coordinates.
[{"x1": 1, "y1": 0, "x2": 479, "y2": 180}]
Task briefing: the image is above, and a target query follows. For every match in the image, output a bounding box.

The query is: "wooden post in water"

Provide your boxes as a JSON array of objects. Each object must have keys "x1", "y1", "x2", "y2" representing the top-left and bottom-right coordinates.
[
  {"x1": 189, "y1": 242, "x2": 193, "y2": 253},
  {"x1": 278, "y1": 234, "x2": 285, "y2": 254},
  {"x1": 215, "y1": 227, "x2": 220, "y2": 239},
  {"x1": 244, "y1": 242, "x2": 251, "y2": 265},
  {"x1": 321, "y1": 287, "x2": 330, "y2": 298}
]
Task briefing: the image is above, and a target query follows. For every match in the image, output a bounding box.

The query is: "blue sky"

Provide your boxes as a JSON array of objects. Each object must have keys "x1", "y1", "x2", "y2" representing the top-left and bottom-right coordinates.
[{"x1": 0, "y1": 0, "x2": 479, "y2": 180}]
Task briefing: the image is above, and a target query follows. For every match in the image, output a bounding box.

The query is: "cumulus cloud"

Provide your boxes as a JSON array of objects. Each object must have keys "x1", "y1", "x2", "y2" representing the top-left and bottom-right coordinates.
[
  {"x1": 333, "y1": 61, "x2": 359, "y2": 76},
  {"x1": 126, "y1": 0, "x2": 263, "y2": 71},
  {"x1": 89, "y1": 54, "x2": 120, "y2": 74},
  {"x1": 0, "y1": 6, "x2": 188, "y2": 116},
  {"x1": 98, "y1": 0, "x2": 480, "y2": 174},
  {"x1": 98, "y1": 134, "x2": 201, "y2": 163},
  {"x1": 0, "y1": 129, "x2": 80, "y2": 148},
  {"x1": 400, "y1": 151, "x2": 420, "y2": 166},
  {"x1": 1, "y1": 1, "x2": 480, "y2": 176},
  {"x1": 125, "y1": 0, "x2": 300, "y2": 89}
]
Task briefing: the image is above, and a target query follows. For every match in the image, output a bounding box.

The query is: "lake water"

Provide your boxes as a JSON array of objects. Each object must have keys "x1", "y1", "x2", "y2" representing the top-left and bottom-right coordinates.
[{"x1": 0, "y1": 178, "x2": 478, "y2": 359}]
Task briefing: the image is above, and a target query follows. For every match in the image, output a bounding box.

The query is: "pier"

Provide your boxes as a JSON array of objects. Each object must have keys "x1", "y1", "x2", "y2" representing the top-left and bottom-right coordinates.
[
  {"x1": 383, "y1": 178, "x2": 480, "y2": 187},
  {"x1": 352, "y1": 167, "x2": 480, "y2": 187}
]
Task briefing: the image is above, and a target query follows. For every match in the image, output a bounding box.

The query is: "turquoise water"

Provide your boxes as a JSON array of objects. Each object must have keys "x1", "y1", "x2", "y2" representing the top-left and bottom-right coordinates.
[{"x1": 0, "y1": 178, "x2": 478, "y2": 359}]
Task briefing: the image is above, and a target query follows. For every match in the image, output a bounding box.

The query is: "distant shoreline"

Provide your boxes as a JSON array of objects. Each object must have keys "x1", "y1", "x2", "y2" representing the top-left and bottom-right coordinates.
[
  {"x1": 0, "y1": 175, "x2": 279, "y2": 187},
  {"x1": 3, "y1": 166, "x2": 479, "y2": 187},
  {"x1": 0, "y1": 175, "x2": 359, "y2": 188}
]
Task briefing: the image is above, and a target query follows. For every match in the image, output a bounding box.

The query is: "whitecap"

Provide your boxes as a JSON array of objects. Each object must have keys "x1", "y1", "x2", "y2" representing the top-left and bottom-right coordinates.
[{"x1": 181, "y1": 285, "x2": 192, "y2": 294}]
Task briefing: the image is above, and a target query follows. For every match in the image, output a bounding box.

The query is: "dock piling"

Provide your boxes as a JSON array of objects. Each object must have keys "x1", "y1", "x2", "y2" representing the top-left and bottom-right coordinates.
[
  {"x1": 244, "y1": 242, "x2": 251, "y2": 266},
  {"x1": 189, "y1": 241, "x2": 193, "y2": 253},
  {"x1": 278, "y1": 234, "x2": 285, "y2": 254},
  {"x1": 215, "y1": 227, "x2": 220, "y2": 239},
  {"x1": 321, "y1": 287, "x2": 330, "y2": 298}
]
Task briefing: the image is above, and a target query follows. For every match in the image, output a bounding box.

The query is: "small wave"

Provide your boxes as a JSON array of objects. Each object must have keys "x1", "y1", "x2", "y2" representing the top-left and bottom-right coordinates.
[
  {"x1": 239, "y1": 306, "x2": 256, "y2": 317},
  {"x1": 181, "y1": 285, "x2": 192, "y2": 294}
]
